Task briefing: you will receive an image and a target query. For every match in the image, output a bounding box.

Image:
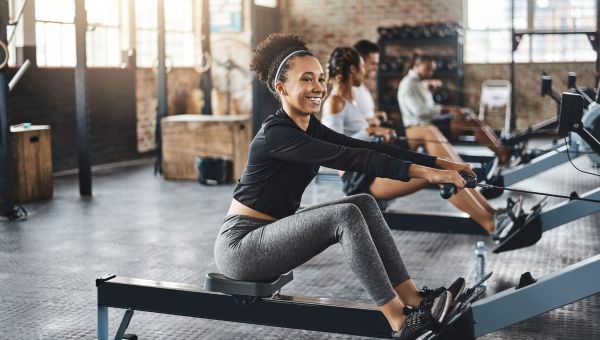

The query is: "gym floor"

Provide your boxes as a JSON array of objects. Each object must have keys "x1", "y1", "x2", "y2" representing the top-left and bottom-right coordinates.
[{"x1": 1, "y1": 154, "x2": 599, "y2": 339}]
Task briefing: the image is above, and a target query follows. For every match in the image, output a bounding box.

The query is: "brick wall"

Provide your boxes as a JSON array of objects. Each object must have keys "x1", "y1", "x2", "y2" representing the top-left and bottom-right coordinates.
[
  {"x1": 135, "y1": 68, "x2": 203, "y2": 152},
  {"x1": 282, "y1": 0, "x2": 463, "y2": 64},
  {"x1": 7, "y1": 67, "x2": 140, "y2": 172},
  {"x1": 281, "y1": 0, "x2": 596, "y2": 130}
]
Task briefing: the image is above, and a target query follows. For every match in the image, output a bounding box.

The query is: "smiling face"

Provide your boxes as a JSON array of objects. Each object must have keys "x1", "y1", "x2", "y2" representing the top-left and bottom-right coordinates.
[
  {"x1": 362, "y1": 52, "x2": 379, "y2": 79},
  {"x1": 275, "y1": 56, "x2": 327, "y2": 115}
]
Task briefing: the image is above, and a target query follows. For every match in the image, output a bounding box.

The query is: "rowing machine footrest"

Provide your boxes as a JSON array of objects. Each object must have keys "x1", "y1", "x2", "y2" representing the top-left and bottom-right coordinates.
[
  {"x1": 204, "y1": 271, "x2": 293, "y2": 297},
  {"x1": 493, "y1": 213, "x2": 542, "y2": 253}
]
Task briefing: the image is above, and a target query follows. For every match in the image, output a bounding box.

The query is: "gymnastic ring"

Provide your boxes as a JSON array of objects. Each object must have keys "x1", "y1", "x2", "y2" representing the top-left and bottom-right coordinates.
[
  {"x1": 0, "y1": 41, "x2": 9, "y2": 70},
  {"x1": 194, "y1": 51, "x2": 212, "y2": 74},
  {"x1": 152, "y1": 56, "x2": 173, "y2": 75}
]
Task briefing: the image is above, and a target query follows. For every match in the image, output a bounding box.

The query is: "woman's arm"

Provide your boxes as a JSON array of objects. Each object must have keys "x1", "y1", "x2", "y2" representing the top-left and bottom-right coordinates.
[
  {"x1": 265, "y1": 122, "x2": 413, "y2": 182},
  {"x1": 265, "y1": 121, "x2": 468, "y2": 190},
  {"x1": 318, "y1": 120, "x2": 437, "y2": 168}
]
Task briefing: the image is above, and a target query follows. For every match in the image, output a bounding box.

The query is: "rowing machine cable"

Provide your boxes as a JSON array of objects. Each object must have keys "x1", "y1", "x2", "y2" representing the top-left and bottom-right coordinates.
[{"x1": 475, "y1": 183, "x2": 600, "y2": 204}]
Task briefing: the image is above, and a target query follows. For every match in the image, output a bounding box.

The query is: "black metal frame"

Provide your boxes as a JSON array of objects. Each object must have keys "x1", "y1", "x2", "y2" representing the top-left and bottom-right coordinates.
[
  {"x1": 384, "y1": 210, "x2": 487, "y2": 235},
  {"x1": 201, "y1": 0, "x2": 212, "y2": 115},
  {"x1": 0, "y1": 0, "x2": 14, "y2": 218},
  {"x1": 559, "y1": 92, "x2": 600, "y2": 153},
  {"x1": 74, "y1": 0, "x2": 92, "y2": 196},
  {"x1": 97, "y1": 276, "x2": 391, "y2": 339},
  {"x1": 154, "y1": 0, "x2": 167, "y2": 175}
]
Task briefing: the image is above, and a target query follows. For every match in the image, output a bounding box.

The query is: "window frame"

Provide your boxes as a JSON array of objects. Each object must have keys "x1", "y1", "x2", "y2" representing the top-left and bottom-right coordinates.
[
  {"x1": 34, "y1": 0, "x2": 124, "y2": 68},
  {"x1": 464, "y1": 0, "x2": 598, "y2": 64},
  {"x1": 135, "y1": 0, "x2": 197, "y2": 68}
]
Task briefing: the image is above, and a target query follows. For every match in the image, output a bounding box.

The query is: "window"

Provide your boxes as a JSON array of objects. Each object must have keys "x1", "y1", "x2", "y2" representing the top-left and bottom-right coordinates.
[
  {"x1": 7, "y1": 25, "x2": 16, "y2": 67},
  {"x1": 35, "y1": 0, "x2": 76, "y2": 67},
  {"x1": 35, "y1": 0, "x2": 123, "y2": 67},
  {"x1": 86, "y1": 0, "x2": 122, "y2": 67},
  {"x1": 135, "y1": 0, "x2": 196, "y2": 68},
  {"x1": 7, "y1": 0, "x2": 19, "y2": 67},
  {"x1": 465, "y1": 0, "x2": 597, "y2": 63},
  {"x1": 255, "y1": 0, "x2": 277, "y2": 7}
]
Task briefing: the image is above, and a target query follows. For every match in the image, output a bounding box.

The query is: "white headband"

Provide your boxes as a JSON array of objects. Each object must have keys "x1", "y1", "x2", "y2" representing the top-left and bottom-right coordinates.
[{"x1": 273, "y1": 50, "x2": 308, "y2": 89}]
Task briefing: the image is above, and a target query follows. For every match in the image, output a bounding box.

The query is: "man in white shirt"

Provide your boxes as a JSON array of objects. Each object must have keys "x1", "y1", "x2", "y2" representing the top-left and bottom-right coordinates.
[
  {"x1": 397, "y1": 54, "x2": 510, "y2": 163},
  {"x1": 352, "y1": 40, "x2": 387, "y2": 127}
]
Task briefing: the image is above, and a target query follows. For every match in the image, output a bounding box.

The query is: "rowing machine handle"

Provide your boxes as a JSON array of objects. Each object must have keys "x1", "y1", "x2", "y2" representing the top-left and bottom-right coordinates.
[{"x1": 440, "y1": 172, "x2": 477, "y2": 199}]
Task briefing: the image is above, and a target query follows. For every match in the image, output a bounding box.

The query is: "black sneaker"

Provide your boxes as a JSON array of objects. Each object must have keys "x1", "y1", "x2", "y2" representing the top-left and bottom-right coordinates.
[
  {"x1": 446, "y1": 277, "x2": 466, "y2": 303},
  {"x1": 493, "y1": 196, "x2": 524, "y2": 240},
  {"x1": 419, "y1": 277, "x2": 465, "y2": 307},
  {"x1": 392, "y1": 291, "x2": 452, "y2": 340}
]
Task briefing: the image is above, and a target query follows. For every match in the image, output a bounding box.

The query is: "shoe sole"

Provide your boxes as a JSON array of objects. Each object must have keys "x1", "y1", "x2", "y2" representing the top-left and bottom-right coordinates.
[
  {"x1": 415, "y1": 292, "x2": 452, "y2": 340},
  {"x1": 416, "y1": 330, "x2": 434, "y2": 340},
  {"x1": 434, "y1": 292, "x2": 452, "y2": 323},
  {"x1": 410, "y1": 293, "x2": 452, "y2": 340},
  {"x1": 449, "y1": 283, "x2": 466, "y2": 307}
]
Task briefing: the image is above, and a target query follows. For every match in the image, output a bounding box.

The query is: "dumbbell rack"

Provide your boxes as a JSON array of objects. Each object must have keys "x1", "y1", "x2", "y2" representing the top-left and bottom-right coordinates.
[{"x1": 376, "y1": 23, "x2": 465, "y2": 113}]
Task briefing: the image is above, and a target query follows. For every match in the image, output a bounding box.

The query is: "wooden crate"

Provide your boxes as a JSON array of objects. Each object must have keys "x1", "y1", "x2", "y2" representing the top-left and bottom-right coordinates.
[
  {"x1": 10, "y1": 125, "x2": 53, "y2": 203},
  {"x1": 161, "y1": 114, "x2": 252, "y2": 181}
]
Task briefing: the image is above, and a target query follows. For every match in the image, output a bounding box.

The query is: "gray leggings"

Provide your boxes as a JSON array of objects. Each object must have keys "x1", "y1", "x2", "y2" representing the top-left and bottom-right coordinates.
[{"x1": 214, "y1": 193, "x2": 411, "y2": 306}]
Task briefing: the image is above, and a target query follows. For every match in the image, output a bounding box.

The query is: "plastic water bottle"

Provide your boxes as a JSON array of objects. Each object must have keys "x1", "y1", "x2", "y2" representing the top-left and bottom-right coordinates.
[{"x1": 473, "y1": 241, "x2": 486, "y2": 286}]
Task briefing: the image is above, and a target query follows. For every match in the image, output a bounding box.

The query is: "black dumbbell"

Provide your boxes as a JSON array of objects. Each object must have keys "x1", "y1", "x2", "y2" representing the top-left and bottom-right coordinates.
[
  {"x1": 440, "y1": 172, "x2": 477, "y2": 199},
  {"x1": 435, "y1": 56, "x2": 447, "y2": 70},
  {"x1": 379, "y1": 60, "x2": 390, "y2": 72},
  {"x1": 377, "y1": 27, "x2": 393, "y2": 40}
]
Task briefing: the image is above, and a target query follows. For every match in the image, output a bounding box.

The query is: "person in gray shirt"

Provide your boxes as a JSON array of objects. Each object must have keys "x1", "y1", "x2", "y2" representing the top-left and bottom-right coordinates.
[{"x1": 398, "y1": 54, "x2": 510, "y2": 163}]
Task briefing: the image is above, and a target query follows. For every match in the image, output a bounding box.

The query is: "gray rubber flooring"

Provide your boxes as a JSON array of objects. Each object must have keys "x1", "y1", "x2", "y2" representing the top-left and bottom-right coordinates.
[{"x1": 1, "y1": 154, "x2": 599, "y2": 339}]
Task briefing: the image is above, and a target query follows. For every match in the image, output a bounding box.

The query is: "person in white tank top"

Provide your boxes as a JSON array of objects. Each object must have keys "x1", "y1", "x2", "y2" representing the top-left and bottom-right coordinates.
[{"x1": 322, "y1": 98, "x2": 371, "y2": 141}]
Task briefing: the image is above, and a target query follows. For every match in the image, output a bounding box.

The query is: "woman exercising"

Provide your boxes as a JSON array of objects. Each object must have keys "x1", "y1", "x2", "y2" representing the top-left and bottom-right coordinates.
[
  {"x1": 322, "y1": 47, "x2": 505, "y2": 233},
  {"x1": 214, "y1": 34, "x2": 467, "y2": 340}
]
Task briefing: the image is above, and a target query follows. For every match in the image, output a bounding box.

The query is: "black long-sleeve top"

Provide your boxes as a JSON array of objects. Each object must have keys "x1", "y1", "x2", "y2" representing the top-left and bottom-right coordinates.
[{"x1": 232, "y1": 109, "x2": 437, "y2": 219}]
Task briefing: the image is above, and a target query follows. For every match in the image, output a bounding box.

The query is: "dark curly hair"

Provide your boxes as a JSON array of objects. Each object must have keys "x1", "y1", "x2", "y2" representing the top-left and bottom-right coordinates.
[
  {"x1": 353, "y1": 40, "x2": 379, "y2": 59},
  {"x1": 327, "y1": 47, "x2": 362, "y2": 86},
  {"x1": 250, "y1": 33, "x2": 313, "y2": 96},
  {"x1": 409, "y1": 53, "x2": 434, "y2": 69}
]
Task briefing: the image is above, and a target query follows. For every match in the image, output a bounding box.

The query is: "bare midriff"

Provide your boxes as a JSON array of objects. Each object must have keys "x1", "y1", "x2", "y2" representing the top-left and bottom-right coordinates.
[{"x1": 227, "y1": 199, "x2": 277, "y2": 222}]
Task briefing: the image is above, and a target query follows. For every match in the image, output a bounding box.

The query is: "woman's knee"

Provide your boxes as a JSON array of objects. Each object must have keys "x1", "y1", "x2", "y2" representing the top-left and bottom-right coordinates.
[
  {"x1": 351, "y1": 193, "x2": 378, "y2": 208},
  {"x1": 337, "y1": 202, "x2": 363, "y2": 218},
  {"x1": 423, "y1": 125, "x2": 448, "y2": 141},
  {"x1": 333, "y1": 203, "x2": 369, "y2": 232},
  {"x1": 463, "y1": 117, "x2": 480, "y2": 127}
]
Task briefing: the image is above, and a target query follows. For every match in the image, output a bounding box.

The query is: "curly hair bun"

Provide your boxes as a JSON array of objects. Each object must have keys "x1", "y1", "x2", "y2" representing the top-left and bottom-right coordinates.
[
  {"x1": 326, "y1": 47, "x2": 360, "y2": 85},
  {"x1": 250, "y1": 34, "x2": 310, "y2": 90}
]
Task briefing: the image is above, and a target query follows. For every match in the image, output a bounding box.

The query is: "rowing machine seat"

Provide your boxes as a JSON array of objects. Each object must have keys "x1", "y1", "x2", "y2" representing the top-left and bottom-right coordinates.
[{"x1": 204, "y1": 272, "x2": 293, "y2": 297}]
